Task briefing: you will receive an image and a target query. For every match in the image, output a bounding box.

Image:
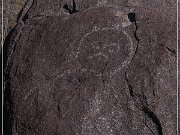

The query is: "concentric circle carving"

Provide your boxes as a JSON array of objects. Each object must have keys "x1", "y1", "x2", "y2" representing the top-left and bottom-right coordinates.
[{"x1": 77, "y1": 27, "x2": 134, "y2": 75}]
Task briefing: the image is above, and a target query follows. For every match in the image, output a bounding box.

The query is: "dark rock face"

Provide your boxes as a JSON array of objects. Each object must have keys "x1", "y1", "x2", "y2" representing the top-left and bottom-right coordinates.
[{"x1": 3, "y1": 0, "x2": 177, "y2": 135}]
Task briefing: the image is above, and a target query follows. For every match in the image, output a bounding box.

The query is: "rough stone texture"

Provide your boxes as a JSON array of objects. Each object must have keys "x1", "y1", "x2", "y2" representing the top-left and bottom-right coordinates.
[
  {"x1": 3, "y1": 0, "x2": 177, "y2": 135},
  {"x1": 4, "y1": 0, "x2": 26, "y2": 36}
]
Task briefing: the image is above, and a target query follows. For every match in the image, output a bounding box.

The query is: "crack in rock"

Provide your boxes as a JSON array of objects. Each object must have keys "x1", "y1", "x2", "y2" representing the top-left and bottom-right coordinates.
[
  {"x1": 125, "y1": 70, "x2": 163, "y2": 135},
  {"x1": 158, "y1": 44, "x2": 176, "y2": 57},
  {"x1": 125, "y1": 12, "x2": 163, "y2": 135}
]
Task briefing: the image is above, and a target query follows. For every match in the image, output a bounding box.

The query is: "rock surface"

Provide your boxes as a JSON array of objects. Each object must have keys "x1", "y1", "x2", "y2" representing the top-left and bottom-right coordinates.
[
  {"x1": 3, "y1": 0, "x2": 27, "y2": 37},
  {"x1": 3, "y1": 0, "x2": 177, "y2": 135}
]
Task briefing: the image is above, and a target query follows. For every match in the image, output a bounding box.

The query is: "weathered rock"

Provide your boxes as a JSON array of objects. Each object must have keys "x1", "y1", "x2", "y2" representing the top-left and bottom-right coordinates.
[{"x1": 4, "y1": 0, "x2": 177, "y2": 135}]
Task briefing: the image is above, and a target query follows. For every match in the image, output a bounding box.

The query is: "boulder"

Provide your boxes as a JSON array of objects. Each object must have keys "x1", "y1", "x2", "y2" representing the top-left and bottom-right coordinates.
[{"x1": 3, "y1": 0, "x2": 176, "y2": 135}]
